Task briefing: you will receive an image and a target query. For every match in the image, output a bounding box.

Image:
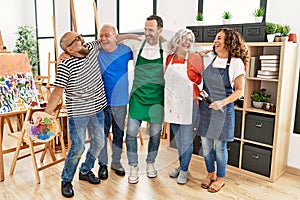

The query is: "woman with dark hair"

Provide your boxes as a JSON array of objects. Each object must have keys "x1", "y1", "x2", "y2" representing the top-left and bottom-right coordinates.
[
  {"x1": 198, "y1": 28, "x2": 248, "y2": 192},
  {"x1": 165, "y1": 28, "x2": 203, "y2": 184}
]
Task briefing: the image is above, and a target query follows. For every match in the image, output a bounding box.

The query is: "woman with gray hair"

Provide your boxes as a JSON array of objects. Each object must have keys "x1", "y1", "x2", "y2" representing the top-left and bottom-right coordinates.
[{"x1": 164, "y1": 29, "x2": 204, "y2": 184}]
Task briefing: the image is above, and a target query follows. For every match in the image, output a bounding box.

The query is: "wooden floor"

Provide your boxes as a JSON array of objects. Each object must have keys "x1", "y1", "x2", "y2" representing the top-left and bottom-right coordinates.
[{"x1": 1, "y1": 125, "x2": 300, "y2": 200}]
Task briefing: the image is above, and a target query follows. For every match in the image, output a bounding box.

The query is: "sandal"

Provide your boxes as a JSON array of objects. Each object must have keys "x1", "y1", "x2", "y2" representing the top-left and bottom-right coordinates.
[
  {"x1": 208, "y1": 181, "x2": 225, "y2": 193},
  {"x1": 201, "y1": 177, "x2": 215, "y2": 189}
]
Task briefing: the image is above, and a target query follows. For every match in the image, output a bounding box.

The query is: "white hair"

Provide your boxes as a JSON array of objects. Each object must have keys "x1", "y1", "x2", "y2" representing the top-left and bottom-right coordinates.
[{"x1": 168, "y1": 28, "x2": 195, "y2": 54}]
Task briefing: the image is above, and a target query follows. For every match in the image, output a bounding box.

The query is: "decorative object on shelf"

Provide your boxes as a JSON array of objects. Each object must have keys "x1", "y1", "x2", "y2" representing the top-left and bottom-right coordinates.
[
  {"x1": 253, "y1": 7, "x2": 265, "y2": 23},
  {"x1": 265, "y1": 22, "x2": 277, "y2": 42},
  {"x1": 222, "y1": 11, "x2": 232, "y2": 24},
  {"x1": 13, "y1": 25, "x2": 39, "y2": 78},
  {"x1": 196, "y1": 12, "x2": 204, "y2": 25},
  {"x1": 274, "y1": 24, "x2": 282, "y2": 42},
  {"x1": 269, "y1": 103, "x2": 276, "y2": 112},
  {"x1": 288, "y1": 33, "x2": 297, "y2": 43},
  {"x1": 280, "y1": 24, "x2": 291, "y2": 42},
  {"x1": 251, "y1": 88, "x2": 271, "y2": 109}
]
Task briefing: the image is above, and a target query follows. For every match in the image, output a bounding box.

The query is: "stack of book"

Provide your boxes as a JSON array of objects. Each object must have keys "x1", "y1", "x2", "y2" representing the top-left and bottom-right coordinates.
[{"x1": 257, "y1": 55, "x2": 280, "y2": 79}]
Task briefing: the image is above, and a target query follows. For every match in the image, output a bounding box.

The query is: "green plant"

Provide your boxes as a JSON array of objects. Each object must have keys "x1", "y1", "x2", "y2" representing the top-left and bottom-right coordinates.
[
  {"x1": 253, "y1": 7, "x2": 265, "y2": 17},
  {"x1": 13, "y1": 25, "x2": 39, "y2": 77},
  {"x1": 222, "y1": 11, "x2": 232, "y2": 19},
  {"x1": 196, "y1": 12, "x2": 204, "y2": 21},
  {"x1": 265, "y1": 23, "x2": 277, "y2": 34},
  {"x1": 251, "y1": 88, "x2": 271, "y2": 102},
  {"x1": 276, "y1": 24, "x2": 283, "y2": 34},
  {"x1": 281, "y1": 25, "x2": 291, "y2": 37}
]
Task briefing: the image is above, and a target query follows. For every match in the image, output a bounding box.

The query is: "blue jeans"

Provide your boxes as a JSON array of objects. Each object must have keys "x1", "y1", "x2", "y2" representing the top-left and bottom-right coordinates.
[
  {"x1": 61, "y1": 111, "x2": 105, "y2": 183},
  {"x1": 98, "y1": 105, "x2": 127, "y2": 165},
  {"x1": 126, "y1": 117, "x2": 162, "y2": 166},
  {"x1": 201, "y1": 137, "x2": 228, "y2": 178},
  {"x1": 171, "y1": 100, "x2": 198, "y2": 172}
]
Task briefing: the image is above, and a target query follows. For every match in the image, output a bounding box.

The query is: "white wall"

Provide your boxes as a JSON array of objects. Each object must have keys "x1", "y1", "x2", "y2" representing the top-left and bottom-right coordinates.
[
  {"x1": 1, "y1": 0, "x2": 300, "y2": 170},
  {"x1": 0, "y1": 0, "x2": 35, "y2": 51},
  {"x1": 266, "y1": 1, "x2": 300, "y2": 169}
]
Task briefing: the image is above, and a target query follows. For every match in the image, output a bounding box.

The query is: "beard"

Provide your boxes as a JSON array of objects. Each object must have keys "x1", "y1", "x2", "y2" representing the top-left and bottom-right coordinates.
[{"x1": 78, "y1": 48, "x2": 90, "y2": 56}]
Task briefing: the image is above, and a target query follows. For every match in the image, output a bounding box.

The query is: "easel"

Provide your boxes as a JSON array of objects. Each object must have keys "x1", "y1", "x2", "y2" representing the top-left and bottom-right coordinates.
[
  {"x1": 70, "y1": 0, "x2": 78, "y2": 33},
  {"x1": 0, "y1": 31, "x2": 9, "y2": 53},
  {"x1": 35, "y1": 16, "x2": 58, "y2": 102},
  {"x1": 93, "y1": 2, "x2": 100, "y2": 38}
]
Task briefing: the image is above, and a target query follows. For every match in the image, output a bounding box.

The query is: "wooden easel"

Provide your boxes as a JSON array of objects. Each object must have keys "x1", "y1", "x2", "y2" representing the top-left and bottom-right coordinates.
[
  {"x1": 35, "y1": 16, "x2": 58, "y2": 101},
  {"x1": 70, "y1": 0, "x2": 78, "y2": 33},
  {"x1": 0, "y1": 31, "x2": 9, "y2": 53},
  {"x1": 93, "y1": 2, "x2": 100, "y2": 38}
]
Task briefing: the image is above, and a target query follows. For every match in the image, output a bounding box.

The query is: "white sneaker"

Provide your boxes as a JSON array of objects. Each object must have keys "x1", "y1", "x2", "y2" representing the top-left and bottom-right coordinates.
[
  {"x1": 169, "y1": 167, "x2": 180, "y2": 178},
  {"x1": 177, "y1": 170, "x2": 188, "y2": 184},
  {"x1": 146, "y1": 163, "x2": 157, "y2": 178},
  {"x1": 128, "y1": 166, "x2": 139, "y2": 184}
]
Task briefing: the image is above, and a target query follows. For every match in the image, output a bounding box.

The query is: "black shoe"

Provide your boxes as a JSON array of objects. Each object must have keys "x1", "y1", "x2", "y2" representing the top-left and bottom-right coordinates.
[
  {"x1": 61, "y1": 181, "x2": 74, "y2": 198},
  {"x1": 79, "y1": 171, "x2": 100, "y2": 184},
  {"x1": 111, "y1": 162, "x2": 126, "y2": 176},
  {"x1": 98, "y1": 165, "x2": 108, "y2": 180}
]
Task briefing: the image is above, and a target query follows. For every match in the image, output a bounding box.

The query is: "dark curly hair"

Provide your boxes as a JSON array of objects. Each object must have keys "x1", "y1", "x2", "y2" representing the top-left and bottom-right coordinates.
[{"x1": 213, "y1": 28, "x2": 249, "y2": 66}]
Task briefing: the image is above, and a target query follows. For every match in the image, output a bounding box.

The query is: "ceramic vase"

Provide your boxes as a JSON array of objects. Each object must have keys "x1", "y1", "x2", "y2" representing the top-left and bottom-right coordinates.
[{"x1": 252, "y1": 101, "x2": 264, "y2": 109}]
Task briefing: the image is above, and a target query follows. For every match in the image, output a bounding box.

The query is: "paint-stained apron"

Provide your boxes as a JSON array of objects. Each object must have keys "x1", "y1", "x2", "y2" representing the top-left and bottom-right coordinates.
[{"x1": 164, "y1": 55, "x2": 193, "y2": 124}]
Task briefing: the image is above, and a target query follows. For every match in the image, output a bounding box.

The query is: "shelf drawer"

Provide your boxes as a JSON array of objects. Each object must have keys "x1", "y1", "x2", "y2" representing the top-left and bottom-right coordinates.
[
  {"x1": 203, "y1": 25, "x2": 223, "y2": 42},
  {"x1": 186, "y1": 26, "x2": 203, "y2": 42},
  {"x1": 234, "y1": 110, "x2": 242, "y2": 138},
  {"x1": 242, "y1": 144, "x2": 272, "y2": 177},
  {"x1": 227, "y1": 140, "x2": 240, "y2": 167},
  {"x1": 242, "y1": 23, "x2": 266, "y2": 42},
  {"x1": 244, "y1": 113, "x2": 274, "y2": 145}
]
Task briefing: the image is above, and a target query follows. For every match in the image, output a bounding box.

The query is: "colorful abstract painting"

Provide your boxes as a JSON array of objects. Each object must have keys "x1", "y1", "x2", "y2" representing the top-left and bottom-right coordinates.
[
  {"x1": 0, "y1": 73, "x2": 38, "y2": 113},
  {"x1": 0, "y1": 53, "x2": 39, "y2": 114}
]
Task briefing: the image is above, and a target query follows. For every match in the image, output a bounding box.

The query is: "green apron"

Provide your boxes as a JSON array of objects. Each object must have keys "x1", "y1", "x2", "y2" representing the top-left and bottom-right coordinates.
[{"x1": 129, "y1": 40, "x2": 164, "y2": 123}]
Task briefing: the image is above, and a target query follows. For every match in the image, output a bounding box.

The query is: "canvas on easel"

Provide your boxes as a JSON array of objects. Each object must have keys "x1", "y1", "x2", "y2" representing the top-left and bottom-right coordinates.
[{"x1": 0, "y1": 53, "x2": 39, "y2": 113}]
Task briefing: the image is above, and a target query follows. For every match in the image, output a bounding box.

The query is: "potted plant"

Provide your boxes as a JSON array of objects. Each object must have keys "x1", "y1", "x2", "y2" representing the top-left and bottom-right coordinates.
[
  {"x1": 196, "y1": 12, "x2": 204, "y2": 25},
  {"x1": 265, "y1": 23, "x2": 277, "y2": 42},
  {"x1": 222, "y1": 11, "x2": 232, "y2": 24},
  {"x1": 281, "y1": 25, "x2": 291, "y2": 42},
  {"x1": 253, "y1": 7, "x2": 265, "y2": 22},
  {"x1": 251, "y1": 88, "x2": 271, "y2": 109},
  {"x1": 13, "y1": 25, "x2": 39, "y2": 77},
  {"x1": 275, "y1": 24, "x2": 283, "y2": 42}
]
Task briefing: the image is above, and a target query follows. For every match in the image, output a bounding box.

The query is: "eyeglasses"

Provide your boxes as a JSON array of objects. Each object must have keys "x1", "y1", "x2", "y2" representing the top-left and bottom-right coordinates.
[
  {"x1": 67, "y1": 34, "x2": 83, "y2": 47},
  {"x1": 181, "y1": 36, "x2": 194, "y2": 43},
  {"x1": 99, "y1": 33, "x2": 115, "y2": 38}
]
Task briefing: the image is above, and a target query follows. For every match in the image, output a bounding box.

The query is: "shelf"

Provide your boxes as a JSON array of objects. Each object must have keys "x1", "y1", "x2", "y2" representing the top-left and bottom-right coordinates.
[
  {"x1": 246, "y1": 77, "x2": 279, "y2": 82},
  {"x1": 244, "y1": 107, "x2": 276, "y2": 116},
  {"x1": 243, "y1": 139, "x2": 273, "y2": 148}
]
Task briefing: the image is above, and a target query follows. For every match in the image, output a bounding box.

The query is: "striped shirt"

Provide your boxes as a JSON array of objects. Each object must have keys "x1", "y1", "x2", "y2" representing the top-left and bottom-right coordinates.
[{"x1": 54, "y1": 40, "x2": 107, "y2": 116}]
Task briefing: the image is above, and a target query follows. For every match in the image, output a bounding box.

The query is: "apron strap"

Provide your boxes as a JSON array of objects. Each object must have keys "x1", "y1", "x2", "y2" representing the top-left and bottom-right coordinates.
[{"x1": 226, "y1": 56, "x2": 231, "y2": 68}]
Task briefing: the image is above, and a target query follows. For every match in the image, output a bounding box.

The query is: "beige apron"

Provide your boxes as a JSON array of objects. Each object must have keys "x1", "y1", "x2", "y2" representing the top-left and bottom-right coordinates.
[{"x1": 164, "y1": 55, "x2": 193, "y2": 124}]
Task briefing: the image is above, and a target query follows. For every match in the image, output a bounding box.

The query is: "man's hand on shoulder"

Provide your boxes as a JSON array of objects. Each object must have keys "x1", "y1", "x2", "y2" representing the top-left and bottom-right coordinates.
[{"x1": 59, "y1": 52, "x2": 71, "y2": 62}]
